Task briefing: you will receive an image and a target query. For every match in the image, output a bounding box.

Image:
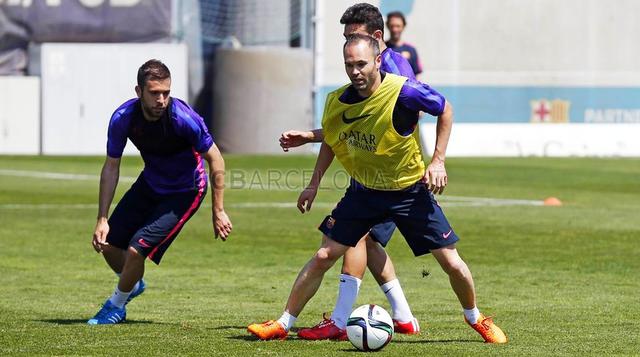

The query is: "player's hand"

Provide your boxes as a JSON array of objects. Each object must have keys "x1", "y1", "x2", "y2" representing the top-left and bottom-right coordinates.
[
  {"x1": 213, "y1": 210, "x2": 232, "y2": 241},
  {"x1": 92, "y1": 218, "x2": 110, "y2": 253},
  {"x1": 297, "y1": 186, "x2": 318, "y2": 213},
  {"x1": 280, "y1": 130, "x2": 314, "y2": 152},
  {"x1": 424, "y1": 158, "x2": 448, "y2": 195}
]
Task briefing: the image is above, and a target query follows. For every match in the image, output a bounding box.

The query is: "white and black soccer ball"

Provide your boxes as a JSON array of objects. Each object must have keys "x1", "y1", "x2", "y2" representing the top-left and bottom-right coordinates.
[{"x1": 346, "y1": 304, "x2": 394, "y2": 351}]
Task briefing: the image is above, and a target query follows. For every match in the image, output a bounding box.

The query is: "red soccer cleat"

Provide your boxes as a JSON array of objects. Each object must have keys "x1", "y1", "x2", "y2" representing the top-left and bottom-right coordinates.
[
  {"x1": 298, "y1": 314, "x2": 348, "y2": 341},
  {"x1": 393, "y1": 318, "x2": 421, "y2": 334}
]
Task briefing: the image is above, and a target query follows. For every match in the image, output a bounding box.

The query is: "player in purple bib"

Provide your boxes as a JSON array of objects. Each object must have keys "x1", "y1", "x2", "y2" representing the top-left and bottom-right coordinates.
[{"x1": 87, "y1": 59, "x2": 232, "y2": 325}]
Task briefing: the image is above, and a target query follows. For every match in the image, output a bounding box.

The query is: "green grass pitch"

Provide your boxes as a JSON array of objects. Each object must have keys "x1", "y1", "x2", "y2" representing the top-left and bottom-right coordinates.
[{"x1": 0, "y1": 155, "x2": 638, "y2": 355}]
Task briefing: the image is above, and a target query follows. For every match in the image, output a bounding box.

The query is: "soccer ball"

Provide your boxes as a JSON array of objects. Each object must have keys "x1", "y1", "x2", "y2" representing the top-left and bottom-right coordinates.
[{"x1": 346, "y1": 304, "x2": 394, "y2": 351}]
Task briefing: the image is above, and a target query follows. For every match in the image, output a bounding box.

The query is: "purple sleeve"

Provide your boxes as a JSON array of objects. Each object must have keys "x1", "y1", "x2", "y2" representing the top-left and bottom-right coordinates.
[
  {"x1": 173, "y1": 99, "x2": 214, "y2": 153},
  {"x1": 381, "y1": 49, "x2": 416, "y2": 80},
  {"x1": 106, "y1": 112, "x2": 128, "y2": 158},
  {"x1": 398, "y1": 79, "x2": 446, "y2": 117}
]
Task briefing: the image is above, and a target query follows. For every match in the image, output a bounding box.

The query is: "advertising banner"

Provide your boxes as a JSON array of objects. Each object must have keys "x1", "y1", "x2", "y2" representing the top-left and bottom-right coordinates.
[{"x1": 0, "y1": 0, "x2": 172, "y2": 74}]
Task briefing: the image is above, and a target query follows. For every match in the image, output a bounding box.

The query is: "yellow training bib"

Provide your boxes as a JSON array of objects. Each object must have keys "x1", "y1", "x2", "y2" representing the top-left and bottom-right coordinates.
[{"x1": 322, "y1": 73, "x2": 425, "y2": 190}]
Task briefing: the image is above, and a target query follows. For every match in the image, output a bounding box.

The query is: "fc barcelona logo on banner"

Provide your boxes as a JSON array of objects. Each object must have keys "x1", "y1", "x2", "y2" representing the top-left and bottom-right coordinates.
[{"x1": 530, "y1": 99, "x2": 571, "y2": 123}]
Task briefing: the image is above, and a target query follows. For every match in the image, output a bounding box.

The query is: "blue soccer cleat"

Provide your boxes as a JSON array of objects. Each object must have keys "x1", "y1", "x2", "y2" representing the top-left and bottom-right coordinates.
[
  {"x1": 125, "y1": 279, "x2": 146, "y2": 305},
  {"x1": 87, "y1": 300, "x2": 126, "y2": 325}
]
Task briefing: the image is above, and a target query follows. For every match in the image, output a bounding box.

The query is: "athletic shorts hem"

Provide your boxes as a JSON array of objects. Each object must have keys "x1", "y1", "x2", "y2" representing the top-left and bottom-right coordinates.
[
  {"x1": 367, "y1": 221, "x2": 396, "y2": 247},
  {"x1": 126, "y1": 242, "x2": 154, "y2": 262},
  {"x1": 317, "y1": 216, "x2": 360, "y2": 247},
  {"x1": 409, "y1": 235, "x2": 460, "y2": 257}
]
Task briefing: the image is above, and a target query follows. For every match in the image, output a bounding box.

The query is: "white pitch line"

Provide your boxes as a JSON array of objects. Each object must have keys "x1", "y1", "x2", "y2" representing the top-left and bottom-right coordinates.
[
  {"x1": 0, "y1": 203, "x2": 95, "y2": 209},
  {"x1": 0, "y1": 169, "x2": 544, "y2": 208},
  {"x1": 441, "y1": 196, "x2": 544, "y2": 206},
  {"x1": 0, "y1": 198, "x2": 542, "y2": 210},
  {"x1": 0, "y1": 169, "x2": 136, "y2": 183}
]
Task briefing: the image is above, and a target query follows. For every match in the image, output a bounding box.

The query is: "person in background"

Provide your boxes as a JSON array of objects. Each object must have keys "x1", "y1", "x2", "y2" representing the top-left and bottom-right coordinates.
[{"x1": 386, "y1": 11, "x2": 423, "y2": 78}]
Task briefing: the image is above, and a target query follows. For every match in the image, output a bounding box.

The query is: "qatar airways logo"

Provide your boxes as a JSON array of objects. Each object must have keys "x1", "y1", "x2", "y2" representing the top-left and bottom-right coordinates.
[
  {"x1": 0, "y1": 0, "x2": 140, "y2": 7},
  {"x1": 338, "y1": 130, "x2": 377, "y2": 152}
]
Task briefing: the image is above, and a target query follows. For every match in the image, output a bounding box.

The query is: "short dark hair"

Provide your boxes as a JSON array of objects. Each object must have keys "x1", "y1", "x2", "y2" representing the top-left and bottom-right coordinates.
[
  {"x1": 344, "y1": 33, "x2": 380, "y2": 58},
  {"x1": 387, "y1": 11, "x2": 407, "y2": 26},
  {"x1": 340, "y1": 3, "x2": 384, "y2": 35},
  {"x1": 137, "y1": 59, "x2": 171, "y2": 88}
]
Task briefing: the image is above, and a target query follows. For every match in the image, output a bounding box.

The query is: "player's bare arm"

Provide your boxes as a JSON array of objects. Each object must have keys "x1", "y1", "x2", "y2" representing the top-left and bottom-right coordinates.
[
  {"x1": 297, "y1": 141, "x2": 335, "y2": 213},
  {"x1": 203, "y1": 143, "x2": 233, "y2": 240},
  {"x1": 425, "y1": 101, "x2": 453, "y2": 195},
  {"x1": 92, "y1": 156, "x2": 121, "y2": 253},
  {"x1": 279, "y1": 129, "x2": 325, "y2": 151}
]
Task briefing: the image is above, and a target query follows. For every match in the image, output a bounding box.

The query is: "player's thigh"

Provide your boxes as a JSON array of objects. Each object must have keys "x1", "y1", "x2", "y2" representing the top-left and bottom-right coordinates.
[
  {"x1": 107, "y1": 179, "x2": 156, "y2": 250},
  {"x1": 318, "y1": 234, "x2": 354, "y2": 260},
  {"x1": 130, "y1": 188, "x2": 205, "y2": 261},
  {"x1": 392, "y1": 184, "x2": 459, "y2": 256},
  {"x1": 318, "y1": 188, "x2": 384, "y2": 248},
  {"x1": 368, "y1": 219, "x2": 396, "y2": 247}
]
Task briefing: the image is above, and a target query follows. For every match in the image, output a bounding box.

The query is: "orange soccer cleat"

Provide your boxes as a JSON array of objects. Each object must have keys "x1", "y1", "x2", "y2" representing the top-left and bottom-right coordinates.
[
  {"x1": 247, "y1": 320, "x2": 288, "y2": 340},
  {"x1": 297, "y1": 314, "x2": 347, "y2": 341},
  {"x1": 465, "y1": 314, "x2": 507, "y2": 344},
  {"x1": 392, "y1": 318, "x2": 421, "y2": 335}
]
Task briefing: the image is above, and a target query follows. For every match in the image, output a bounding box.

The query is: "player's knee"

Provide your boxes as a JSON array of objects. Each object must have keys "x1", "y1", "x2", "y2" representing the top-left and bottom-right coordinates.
[
  {"x1": 311, "y1": 247, "x2": 338, "y2": 271},
  {"x1": 102, "y1": 244, "x2": 123, "y2": 255},
  {"x1": 442, "y1": 259, "x2": 468, "y2": 279},
  {"x1": 126, "y1": 246, "x2": 145, "y2": 261}
]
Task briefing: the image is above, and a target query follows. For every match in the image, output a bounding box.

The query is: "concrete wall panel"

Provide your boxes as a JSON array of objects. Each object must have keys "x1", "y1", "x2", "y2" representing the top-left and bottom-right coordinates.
[
  {"x1": 0, "y1": 76, "x2": 39, "y2": 154},
  {"x1": 212, "y1": 47, "x2": 313, "y2": 154},
  {"x1": 41, "y1": 43, "x2": 188, "y2": 155}
]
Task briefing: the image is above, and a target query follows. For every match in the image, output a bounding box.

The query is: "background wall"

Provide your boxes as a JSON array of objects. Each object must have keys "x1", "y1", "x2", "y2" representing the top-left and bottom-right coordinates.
[
  {"x1": 40, "y1": 43, "x2": 188, "y2": 155},
  {"x1": 212, "y1": 47, "x2": 313, "y2": 154},
  {"x1": 314, "y1": 0, "x2": 640, "y2": 156},
  {"x1": 0, "y1": 76, "x2": 39, "y2": 154}
]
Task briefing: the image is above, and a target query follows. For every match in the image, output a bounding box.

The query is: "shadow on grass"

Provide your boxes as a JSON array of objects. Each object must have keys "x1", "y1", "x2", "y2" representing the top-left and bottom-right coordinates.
[
  {"x1": 392, "y1": 339, "x2": 481, "y2": 344},
  {"x1": 337, "y1": 339, "x2": 482, "y2": 352},
  {"x1": 226, "y1": 335, "x2": 266, "y2": 341},
  {"x1": 37, "y1": 319, "x2": 155, "y2": 325},
  {"x1": 212, "y1": 325, "x2": 251, "y2": 330},
  {"x1": 226, "y1": 335, "x2": 306, "y2": 342},
  {"x1": 225, "y1": 335, "x2": 480, "y2": 346},
  {"x1": 213, "y1": 325, "x2": 300, "y2": 333}
]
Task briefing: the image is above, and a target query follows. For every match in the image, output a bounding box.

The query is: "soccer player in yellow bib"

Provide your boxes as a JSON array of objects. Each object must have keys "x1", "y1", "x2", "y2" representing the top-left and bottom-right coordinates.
[
  {"x1": 282, "y1": 3, "x2": 421, "y2": 339},
  {"x1": 248, "y1": 34, "x2": 507, "y2": 344}
]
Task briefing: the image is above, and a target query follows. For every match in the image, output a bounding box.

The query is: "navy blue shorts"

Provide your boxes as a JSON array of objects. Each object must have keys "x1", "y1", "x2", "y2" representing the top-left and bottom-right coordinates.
[
  {"x1": 106, "y1": 176, "x2": 206, "y2": 264},
  {"x1": 318, "y1": 182, "x2": 459, "y2": 256},
  {"x1": 368, "y1": 220, "x2": 396, "y2": 247}
]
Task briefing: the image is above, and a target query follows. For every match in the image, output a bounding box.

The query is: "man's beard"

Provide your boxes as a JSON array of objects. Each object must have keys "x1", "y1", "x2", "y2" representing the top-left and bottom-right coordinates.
[{"x1": 142, "y1": 103, "x2": 165, "y2": 120}]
